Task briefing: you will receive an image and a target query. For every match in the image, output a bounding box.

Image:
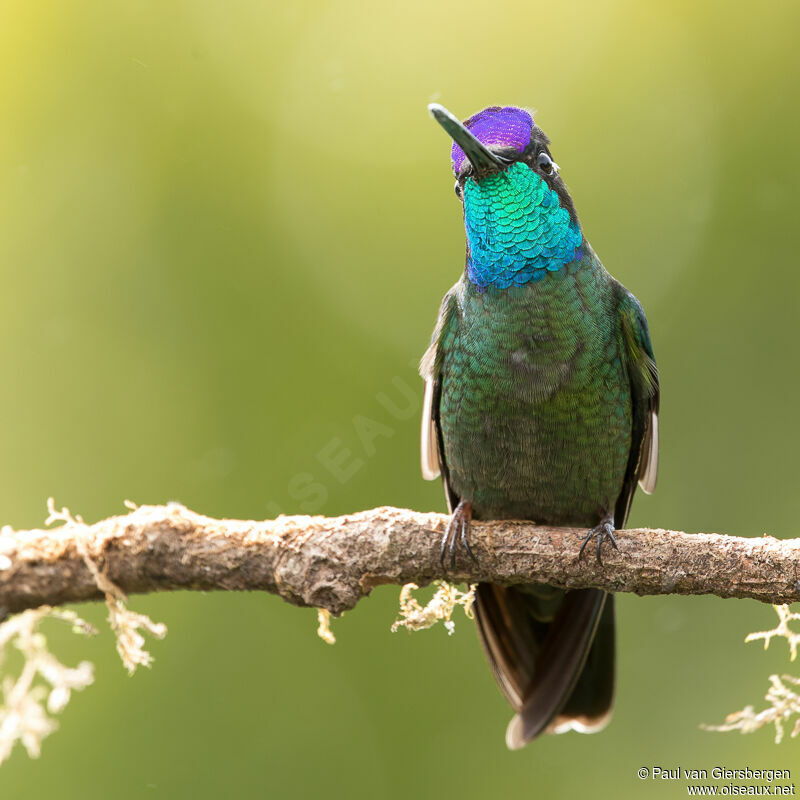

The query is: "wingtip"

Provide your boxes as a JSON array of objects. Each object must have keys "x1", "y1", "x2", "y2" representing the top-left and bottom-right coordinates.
[
  {"x1": 637, "y1": 476, "x2": 656, "y2": 495},
  {"x1": 420, "y1": 379, "x2": 441, "y2": 480},
  {"x1": 421, "y1": 461, "x2": 440, "y2": 481},
  {"x1": 637, "y1": 412, "x2": 659, "y2": 494}
]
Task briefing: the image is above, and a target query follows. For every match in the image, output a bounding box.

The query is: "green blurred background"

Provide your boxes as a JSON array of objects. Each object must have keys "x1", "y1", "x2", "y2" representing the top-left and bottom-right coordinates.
[{"x1": 2, "y1": 0, "x2": 799, "y2": 796}]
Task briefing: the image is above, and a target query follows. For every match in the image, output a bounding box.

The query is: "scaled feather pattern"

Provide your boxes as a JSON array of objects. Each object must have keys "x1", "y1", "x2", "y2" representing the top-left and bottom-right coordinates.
[{"x1": 464, "y1": 163, "x2": 582, "y2": 291}]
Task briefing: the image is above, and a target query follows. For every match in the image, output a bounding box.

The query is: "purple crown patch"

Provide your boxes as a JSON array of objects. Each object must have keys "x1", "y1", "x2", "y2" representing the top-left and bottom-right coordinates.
[{"x1": 451, "y1": 106, "x2": 534, "y2": 173}]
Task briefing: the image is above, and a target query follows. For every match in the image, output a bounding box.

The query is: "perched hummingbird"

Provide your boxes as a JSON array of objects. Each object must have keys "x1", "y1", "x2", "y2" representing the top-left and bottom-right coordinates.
[{"x1": 420, "y1": 104, "x2": 659, "y2": 748}]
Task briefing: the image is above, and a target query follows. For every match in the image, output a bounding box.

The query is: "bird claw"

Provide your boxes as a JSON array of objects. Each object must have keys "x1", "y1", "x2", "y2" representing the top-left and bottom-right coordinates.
[
  {"x1": 440, "y1": 500, "x2": 476, "y2": 569},
  {"x1": 578, "y1": 515, "x2": 617, "y2": 564}
]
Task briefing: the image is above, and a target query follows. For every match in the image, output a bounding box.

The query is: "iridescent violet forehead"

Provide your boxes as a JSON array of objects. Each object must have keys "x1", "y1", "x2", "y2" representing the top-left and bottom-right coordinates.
[{"x1": 451, "y1": 106, "x2": 534, "y2": 174}]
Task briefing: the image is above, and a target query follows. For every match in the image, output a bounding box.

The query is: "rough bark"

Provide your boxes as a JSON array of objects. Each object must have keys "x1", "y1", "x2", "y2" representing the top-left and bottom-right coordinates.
[{"x1": 0, "y1": 504, "x2": 798, "y2": 617}]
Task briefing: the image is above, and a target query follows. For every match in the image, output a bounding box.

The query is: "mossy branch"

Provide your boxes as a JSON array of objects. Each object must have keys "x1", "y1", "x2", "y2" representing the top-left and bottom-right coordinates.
[{"x1": 2, "y1": 503, "x2": 799, "y2": 618}]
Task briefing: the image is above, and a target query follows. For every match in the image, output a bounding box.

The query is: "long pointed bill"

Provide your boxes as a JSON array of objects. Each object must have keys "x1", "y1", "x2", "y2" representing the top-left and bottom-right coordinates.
[{"x1": 428, "y1": 103, "x2": 507, "y2": 174}]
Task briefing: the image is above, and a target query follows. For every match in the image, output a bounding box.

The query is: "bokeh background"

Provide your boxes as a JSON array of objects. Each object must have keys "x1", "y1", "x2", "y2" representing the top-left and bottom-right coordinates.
[{"x1": 2, "y1": 0, "x2": 800, "y2": 796}]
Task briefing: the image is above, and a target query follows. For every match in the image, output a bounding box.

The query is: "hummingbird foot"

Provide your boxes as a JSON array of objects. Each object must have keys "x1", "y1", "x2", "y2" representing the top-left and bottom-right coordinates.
[
  {"x1": 578, "y1": 513, "x2": 617, "y2": 564},
  {"x1": 440, "y1": 499, "x2": 475, "y2": 570}
]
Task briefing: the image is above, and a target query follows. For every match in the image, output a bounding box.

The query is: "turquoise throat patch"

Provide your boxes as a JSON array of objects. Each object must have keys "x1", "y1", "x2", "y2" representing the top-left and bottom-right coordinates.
[{"x1": 463, "y1": 162, "x2": 582, "y2": 290}]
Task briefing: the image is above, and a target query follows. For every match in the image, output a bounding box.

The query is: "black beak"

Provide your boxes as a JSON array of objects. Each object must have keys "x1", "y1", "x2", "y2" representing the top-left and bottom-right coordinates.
[{"x1": 428, "y1": 103, "x2": 507, "y2": 174}]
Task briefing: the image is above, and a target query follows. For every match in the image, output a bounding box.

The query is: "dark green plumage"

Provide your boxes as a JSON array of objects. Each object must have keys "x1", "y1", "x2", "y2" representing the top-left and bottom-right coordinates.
[{"x1": 421, "y1": 103, "x2": 659, "y2": 748}]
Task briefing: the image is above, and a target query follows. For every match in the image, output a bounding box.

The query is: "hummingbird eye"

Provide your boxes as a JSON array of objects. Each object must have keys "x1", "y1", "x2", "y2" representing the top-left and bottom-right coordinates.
[
  {"x1": 536, "y1": 152, "x2": 559, "y2": 175},
  {"x1": 454, "y1": 182, "x2": 462, "y2": 199}
]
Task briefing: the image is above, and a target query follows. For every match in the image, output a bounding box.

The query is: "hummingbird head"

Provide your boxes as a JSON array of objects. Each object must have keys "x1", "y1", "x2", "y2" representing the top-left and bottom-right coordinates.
[{"x1": 429, "y1": 103, "x2": 583, "y2": 290}]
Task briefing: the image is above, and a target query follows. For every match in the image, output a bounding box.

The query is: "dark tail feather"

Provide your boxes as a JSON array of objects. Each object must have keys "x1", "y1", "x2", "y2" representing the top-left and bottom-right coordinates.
[
  {"x1": 546, "y1": 595, "x2": 615, "y2": 735},
  {"x1": 473, "y1": 584, "x2": 613, "y2": 749}
]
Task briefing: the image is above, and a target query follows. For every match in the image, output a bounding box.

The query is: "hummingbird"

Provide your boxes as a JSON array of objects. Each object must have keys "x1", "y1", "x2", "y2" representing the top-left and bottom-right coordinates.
[{"x1": 420, "y1": 103, "x2": 659, "y2": 748}]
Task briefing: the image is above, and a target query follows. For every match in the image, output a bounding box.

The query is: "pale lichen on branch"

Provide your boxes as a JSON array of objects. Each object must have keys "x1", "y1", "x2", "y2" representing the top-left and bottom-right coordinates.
[
  {"x1": 745, "y1": 605, "x2": 800, "y2": 662},
  {"x1": 2, "y1": 504, "x2": 800, "y2": 615},
  {"x1": 0, "y1": 607, "x2": 95, "y2": 765},
  {"x1": 391, "y1": 581, "x2": 476, "y2": 635},
  {"x1": 43, "y1": 498, "x2": 167, "y2": 673},
  {"x1": 704, "y1": 605, "x2": 800, "y2": 743},
  {"x1": 316, "y1": 609, "x2": 336, "y2": 645},
  {"x1": 1, "y1": 500, "x2": 800, "y2": 764},
  {"x1": 0, "y1": 501, "x2": 167, "y2": 764}
]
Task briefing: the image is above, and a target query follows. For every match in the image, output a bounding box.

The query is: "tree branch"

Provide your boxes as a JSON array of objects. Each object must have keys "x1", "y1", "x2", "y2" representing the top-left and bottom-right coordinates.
[{"x1": 1, "y1": 504, "x2": 798, "y2": 617}]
